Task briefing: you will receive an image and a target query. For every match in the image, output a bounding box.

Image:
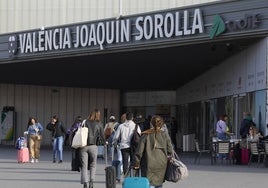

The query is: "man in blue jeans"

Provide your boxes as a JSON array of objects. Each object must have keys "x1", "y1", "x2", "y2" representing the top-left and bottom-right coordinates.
[
  {"x1": 112, "y1": 112, "x2": 141, "y2": 175},
  {"x1": 46, "y1": 115, "x2": 67, "y2": 163}
]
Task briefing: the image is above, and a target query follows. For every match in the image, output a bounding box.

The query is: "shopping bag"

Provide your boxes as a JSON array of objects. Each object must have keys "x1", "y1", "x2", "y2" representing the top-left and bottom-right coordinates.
[{"x1": 71, "y1": 120, "x2": 88, "y2": 149}]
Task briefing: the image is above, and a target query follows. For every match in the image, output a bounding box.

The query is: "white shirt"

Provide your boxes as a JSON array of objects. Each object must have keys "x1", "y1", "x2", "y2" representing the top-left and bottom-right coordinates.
[{"x1": 112, "y1": 120, "x2": 141, "y2": 149}]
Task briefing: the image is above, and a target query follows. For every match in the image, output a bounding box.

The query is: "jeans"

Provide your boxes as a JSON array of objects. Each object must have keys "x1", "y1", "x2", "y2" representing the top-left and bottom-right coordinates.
[
  {"x1": 121, "y1": 147, "x2": 132, "y2": 175},
  {"x1": 52, "y1": 136, "x2": 64, "y2": 161},
  {"x1": 116, "y1": 146, "x2": 123, "y2": 173}
]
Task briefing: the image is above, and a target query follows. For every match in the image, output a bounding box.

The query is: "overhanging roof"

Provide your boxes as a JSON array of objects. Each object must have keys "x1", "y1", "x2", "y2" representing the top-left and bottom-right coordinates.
[
  {"x1": 0, "y1": 37, "x2": 262, "y2": 91},
  {"x1": 0, "y1": 0, "x2": 267, "y2": 91}
]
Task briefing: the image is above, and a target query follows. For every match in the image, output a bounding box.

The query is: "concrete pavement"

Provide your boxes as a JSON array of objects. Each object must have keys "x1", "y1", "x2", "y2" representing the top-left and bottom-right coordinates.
[{"x1": 0, "y1": 145, "x2": 267, "y2": 188}]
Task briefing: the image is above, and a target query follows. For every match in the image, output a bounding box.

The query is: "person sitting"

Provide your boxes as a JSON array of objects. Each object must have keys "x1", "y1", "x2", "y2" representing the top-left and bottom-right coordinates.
[{"x1": 247, "y1": 126, "x2": 262, "y2": 143}]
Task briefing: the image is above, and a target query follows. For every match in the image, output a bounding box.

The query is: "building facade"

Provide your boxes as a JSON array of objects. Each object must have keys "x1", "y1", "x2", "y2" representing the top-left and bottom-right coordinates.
[{"x1": 0, "y1": 0, "x2": 268, "y2": 148}]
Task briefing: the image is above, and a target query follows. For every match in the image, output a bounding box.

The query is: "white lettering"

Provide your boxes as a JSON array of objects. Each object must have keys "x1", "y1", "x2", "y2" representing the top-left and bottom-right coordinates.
[
  {"x1": 164, "y1": 13, "x2": 174, "y2": 38},
  {"x1": 175, "y1": 12, "x2": 183, "y2": 36},
  {"x1": 45, "y1": 30, "x2": 52, "y2": 51},
  {"x1": 154, "y1": 14, "x2": 164, "y2": 38},
  {"x1": 74, "y1": 26, "x2": 80, "y2": 48},
  {"x1": 19, "y1": 33, "x2": 26, "y2": 53},
  {"x1": 63, "y1": 28, "x2": 71, "y2": 49},
  {"x1": 121, "y1": 19, "x2": 130, "y2": 42},
  {"x1": 80, "y1": 25, "x2": 89, "y2": 47},
  {"x1": 53, "y1": 29, "x2": 59, "y2": 50},
  {"x1": 183, "y1": 11, "x2": 191, "y2": 35},
  {"x1": 38, "y1": 31, "x2": 45, "y2": 51},
  {"x1": 88, "y1": 24, "x2": 97, "y2": 46},
  {"x1": 144, "y1": 16, "x2": 153, "y2": 40},
  {"x1": 32, "y1": 32, "x2": 38, "y2": 52},
  {"x1": 25, "y1": 33, "x2": 32, "y2": 53},
  {"x1": 192, "y1": 9, "x2": 204, "y2": 34},
  {"x1": 96, "y1": 23, "x2": 105, "y2": 50},
  {"x1": 16, "y1": 8, "x2": 205, "y2": 54},
  {"x1": 106, "y1": 21, "x2": 114, "y2": 44}
]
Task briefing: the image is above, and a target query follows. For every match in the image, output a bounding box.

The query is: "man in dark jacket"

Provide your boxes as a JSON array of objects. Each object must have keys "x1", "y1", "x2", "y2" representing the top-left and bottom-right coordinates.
[{"x1": 239, "y1": 112, "x2": 254, "y2": 139}]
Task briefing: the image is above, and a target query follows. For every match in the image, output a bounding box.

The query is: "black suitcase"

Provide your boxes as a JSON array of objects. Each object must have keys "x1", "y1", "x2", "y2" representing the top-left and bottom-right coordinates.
[
  {"x1": 105, "y1": 145, "x2": 116, "y2": 188},
  {"x1": 71, "y1": 148, "x2": 81, "y2": 171}
]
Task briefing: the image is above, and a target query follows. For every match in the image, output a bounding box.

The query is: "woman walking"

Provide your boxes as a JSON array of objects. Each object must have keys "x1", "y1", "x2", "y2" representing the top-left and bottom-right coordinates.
[
  {"x1": 27, "y1": 117, "x2": 44, "y2": 163},
  {"x1": 80, "y1": 109, "x2": 105, "y2": 188},
  {"x1": 133, "y1": 115, "x2": 173, "y2": 188}
]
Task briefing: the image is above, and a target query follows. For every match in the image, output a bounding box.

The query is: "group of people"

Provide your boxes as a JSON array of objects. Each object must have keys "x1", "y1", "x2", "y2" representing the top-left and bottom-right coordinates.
[
  {"x1": 25, "y1": 115, "x2": 67, "y2": 164},
  {"x1": 215, "y1": 112, "x2": 266, "y2": 142},
  {"x1": 214, "y1": 111, "x2": 268, "y2": 163},
  {"x1": 23, "y1": 110, "x2": 176, "y2": 188},
  {"x1": 70, "y1": 111, "x2": 174, "y2": 188}
]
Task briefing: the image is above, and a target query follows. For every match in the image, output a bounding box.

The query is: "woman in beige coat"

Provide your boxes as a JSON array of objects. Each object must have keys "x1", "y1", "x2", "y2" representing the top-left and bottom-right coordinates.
[{"x1": 134, "y1": 115, "x2": 173, "y2": 188}]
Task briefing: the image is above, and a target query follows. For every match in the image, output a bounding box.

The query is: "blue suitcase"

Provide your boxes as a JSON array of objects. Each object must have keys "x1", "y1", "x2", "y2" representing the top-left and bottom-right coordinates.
[
  {"x1": 123, "y1": 167, "x2": 149, "y2": 188},
  {"x1": 123, "y1": 176, "x2": 150, "y2": 188}
]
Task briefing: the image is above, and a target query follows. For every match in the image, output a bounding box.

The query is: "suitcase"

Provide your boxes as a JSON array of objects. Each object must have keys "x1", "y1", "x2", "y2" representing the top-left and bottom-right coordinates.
[
  {"x1": 241, "y1": 148, "x2": 249, "y2": 165},
  {"x1": 71, "y1": 148, "x2": 81, "y2": 171},
  {"x1": 17, "y1": 147, "x2": 29, "y2": 163},
  {"x1": 123, "y1": 167, "x2": 149, "y2": 188},
  {"x1": 105, "y1": 145, "x2": 116, "y2": 188}
]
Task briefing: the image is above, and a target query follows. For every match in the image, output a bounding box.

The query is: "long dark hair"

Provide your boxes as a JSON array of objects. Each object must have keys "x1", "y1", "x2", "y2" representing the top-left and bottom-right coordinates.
[{"x1": 27, "y1": 117, "x2": 37, "y2": 127}]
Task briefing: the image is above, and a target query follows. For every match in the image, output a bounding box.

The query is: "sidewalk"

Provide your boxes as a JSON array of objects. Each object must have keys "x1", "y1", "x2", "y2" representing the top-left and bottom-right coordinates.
[{"x1": 0, "y1": 145, "x2": 267, "y2": 188}]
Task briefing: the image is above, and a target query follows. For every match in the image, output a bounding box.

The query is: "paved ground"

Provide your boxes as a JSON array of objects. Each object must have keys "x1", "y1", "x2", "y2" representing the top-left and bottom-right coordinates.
[{"x1": 0, "y1": 145, "x2": 267, "y2": 188}]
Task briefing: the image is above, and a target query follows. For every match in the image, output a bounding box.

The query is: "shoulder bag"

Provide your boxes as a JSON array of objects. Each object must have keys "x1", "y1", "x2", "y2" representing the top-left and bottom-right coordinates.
[
  {"x1": 165, "y1": 150, "x2": 188, "y2": 182},
  {"x1": 71, "y1": 120, "x2": 88, "y2": 149}
]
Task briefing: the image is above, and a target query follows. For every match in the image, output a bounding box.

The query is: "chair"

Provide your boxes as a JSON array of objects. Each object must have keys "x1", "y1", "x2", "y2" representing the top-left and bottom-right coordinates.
[
  {"x1": 216, "y1": 141, "x2": 231, "y2": 165},
  {"x1": 263, "y1": 141, "x2": 268, "y2": 167},
  {"x1": 194, "y1": 139, "x2": 210, "y2": 164},
  {"x1": 248, "y1": 141, "x2": 265, "y2": 167}
]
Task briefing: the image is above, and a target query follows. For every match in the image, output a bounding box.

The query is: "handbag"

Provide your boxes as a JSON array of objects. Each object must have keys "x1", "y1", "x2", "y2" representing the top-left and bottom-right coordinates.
[
  {"x1": 36, "y1": 134, "x2": 42, "y2": 140},
  {"x1": 71, "y1": 120, "x2": 88, "y2": 149},
  {"x1": 165, "y1": 150, "x2": 188, "y2": 182}
]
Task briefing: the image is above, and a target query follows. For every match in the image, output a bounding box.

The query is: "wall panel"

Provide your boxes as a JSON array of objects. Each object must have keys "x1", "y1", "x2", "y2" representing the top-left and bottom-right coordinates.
[
  {"x1": 0, "y1": 0, "x2": 217, "y2": 34},
  {"x1": 0, "y1": 84, "x2": 120, "y2": 145},
  {"x1": 81, "y1": 88, "x2": 90, "y2": 119}
]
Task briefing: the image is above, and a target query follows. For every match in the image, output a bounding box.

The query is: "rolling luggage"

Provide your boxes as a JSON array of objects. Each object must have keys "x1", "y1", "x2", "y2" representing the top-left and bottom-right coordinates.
[
  {"x1": 105, "y1": 145, "x2": 117, "y2": 188},
  {"x1": 241, "y1": 148, "x2": 249, "y2": 165},
  {"x1": 17, "y1": 147, "x2": 29, "y2": 163},
  {"x1": 71, "y1": 148, "x2": 81, "y2": 171},
  {"x1": 123, "y1": 167, "x2": 149, "y2": 188}
]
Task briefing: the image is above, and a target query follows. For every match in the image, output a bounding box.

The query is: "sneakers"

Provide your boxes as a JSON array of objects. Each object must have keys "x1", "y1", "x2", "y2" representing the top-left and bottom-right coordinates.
[
  {"x1": 58, "y1": 160, "x2": 63, "y2": 163},
  {"x1": 89, "y1": 180, "x2": 93, "y2": 188},
  {"x1": 30, "y1": 158, "x2": 34, "y2": 163},
  {"x1": 35, "y1": 158, "x2": 39, "y2": 163}
]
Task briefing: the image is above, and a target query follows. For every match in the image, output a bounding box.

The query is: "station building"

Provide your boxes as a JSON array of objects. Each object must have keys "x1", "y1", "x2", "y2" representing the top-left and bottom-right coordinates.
[{"x1": 0, "y1": 0, "x2": 268, "y2": 149}]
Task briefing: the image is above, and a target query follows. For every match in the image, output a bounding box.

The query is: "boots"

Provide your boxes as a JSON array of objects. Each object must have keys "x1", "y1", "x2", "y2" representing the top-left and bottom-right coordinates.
[{"x1": 83, "y1": 183, "x2": 87, "y2": 188}]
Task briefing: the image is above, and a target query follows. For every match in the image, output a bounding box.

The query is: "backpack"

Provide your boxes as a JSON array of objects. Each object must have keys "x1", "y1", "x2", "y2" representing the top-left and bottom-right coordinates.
[
  {"x1": 104, "y1": 127, "x2": 113, "y2": 140},
  {"x1": 130, "y1": 124, "x2": 141, "y2": 150},
  {"x1": 107, "y1": 122, "x2": 120, "y2": 144},
  {"x1": 15, "y1": 137, "x2": 26, "y2": 149}
]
